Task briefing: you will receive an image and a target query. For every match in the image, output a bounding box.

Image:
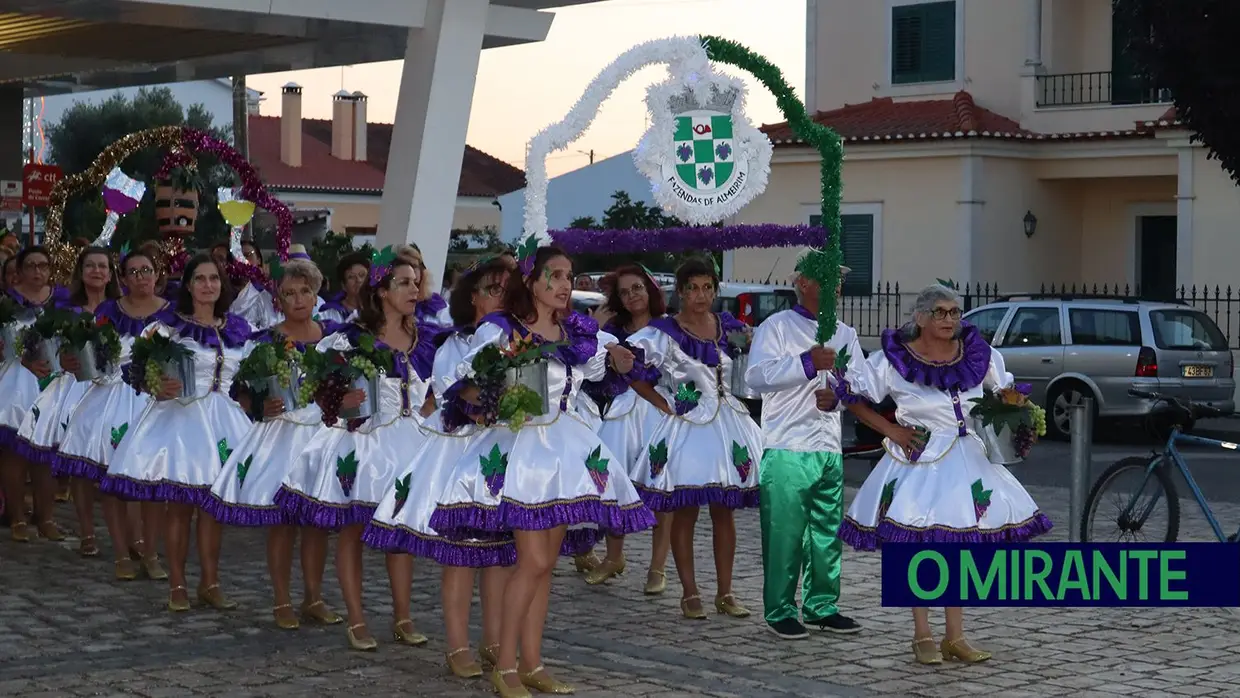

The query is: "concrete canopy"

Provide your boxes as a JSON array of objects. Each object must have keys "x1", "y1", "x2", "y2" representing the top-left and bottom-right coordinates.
[{"x1": 0, "y1": 0, "x2": 606, "y2": 96}]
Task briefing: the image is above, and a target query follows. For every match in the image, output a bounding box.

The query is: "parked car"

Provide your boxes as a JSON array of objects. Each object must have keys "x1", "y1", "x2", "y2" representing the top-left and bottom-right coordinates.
[
  {"x1": 570, "y1": 290, "x2": 606, "y2": 314},
  {"x1": 963, "y1": 294, "x2": 1235, "y2": 439}
]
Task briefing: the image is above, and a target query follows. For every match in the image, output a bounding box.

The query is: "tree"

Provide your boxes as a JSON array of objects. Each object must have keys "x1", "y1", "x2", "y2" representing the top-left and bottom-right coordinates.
[
  {"x1": 310, "y1": 232, "x2": 374, "y2": 293},
  {"x1": 45, "y1": 87, "x2": 235, "y2": 250},
  {"x1": 1120, "y1": 0, "x2": 1240, "y2": 183},
  {"x1": 448, "y1": 225, "x2": 504, "y2": 252}
]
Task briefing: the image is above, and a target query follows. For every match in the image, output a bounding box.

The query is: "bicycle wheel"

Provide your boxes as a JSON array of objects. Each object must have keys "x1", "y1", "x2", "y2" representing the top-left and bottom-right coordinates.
[{"x1": 1080, "y1": 456, "x2": 1180, "y2": 543}]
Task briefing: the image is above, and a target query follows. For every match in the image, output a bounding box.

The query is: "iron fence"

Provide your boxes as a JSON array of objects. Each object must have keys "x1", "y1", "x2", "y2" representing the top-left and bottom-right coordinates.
[{"x1": 837, "y1": 282, "x2": 1240, "y2": 349}]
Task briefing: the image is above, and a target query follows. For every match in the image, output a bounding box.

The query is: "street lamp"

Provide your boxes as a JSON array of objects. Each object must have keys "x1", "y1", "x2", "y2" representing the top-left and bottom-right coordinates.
[{"x1": 1023, "y1": 210, "x2": 1038, "y2": 238}]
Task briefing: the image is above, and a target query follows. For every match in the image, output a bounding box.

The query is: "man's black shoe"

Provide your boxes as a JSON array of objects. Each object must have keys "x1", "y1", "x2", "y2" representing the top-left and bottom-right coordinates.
[
  {"x1": 768, "y1": 618, "x2": 809, "y2": 640},
  {"x1": 806, "y1": 613, "x2": 862, "y2": 634}
]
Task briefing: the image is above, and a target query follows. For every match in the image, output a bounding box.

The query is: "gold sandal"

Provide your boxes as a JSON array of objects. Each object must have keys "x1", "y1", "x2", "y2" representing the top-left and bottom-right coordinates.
[
  {"x1": 10, "y1": 522, "x2": 31, "y2": 542},
  {"x1": 912, "y1": 636, "x2": 942, "y2": 664},
  {"x1": 680, "y1": 594, "x2": 707, "y2": 620},
  {"x1": 347, "y1": 622, "x2": 377, "y2": 651},
  {"x1": 37, "y1": 520, "x2": 64, "y2": 542},
  {"x1": 167, "y1": 585, "x2": 191, "y2": 612},
  {"x1": 519, "y1": 664, "x2": 574, "y2": 694},
  {"x1": 300, "y1": 599, "x2": 342, "y2": 625},
  {"x1": 714, "y1": 594, "x2": 751, "y2": 618},
  {"x1": 572, "y1": 552, "x2": 601, "y2": 573},
  {"x1": 941, "y1": 636, "x2": 991, "y2": 663},
  {"x1": 391, "y1": 618, "x2": 428, "y2": 646},
  {"x1": 479, "y1": 642, "x2": 500, "y2": 667},
  {"x1": 142, "y1": 555, "x2": 168, "y2": 581},
  {"x1": 584, "y1": 555, "x2": 626, "y2": 585},
  {"x1": 446, "y1": 647, "x2": 483, "y2": 678},
  {"x1": 644, "y1": 568, "x2": 667, "y2": 595},
  {"x1": 491, "y1": 668, "x2": 532, "y2": 698},
  {"x1": 196, "y1": 584, "x2": 238, "y2": 610},
  {"x1": 273, "y1": 603, "x2": 299, "y2": 630},
  {"x1": 115, "y1": 558, "x2": 139, "y2": 581}
]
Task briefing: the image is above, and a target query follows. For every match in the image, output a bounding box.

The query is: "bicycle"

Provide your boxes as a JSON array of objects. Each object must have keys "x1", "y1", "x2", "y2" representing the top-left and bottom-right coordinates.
[{"x1": 1080, "y1": 388, "x2": 1235, "y2": 543}]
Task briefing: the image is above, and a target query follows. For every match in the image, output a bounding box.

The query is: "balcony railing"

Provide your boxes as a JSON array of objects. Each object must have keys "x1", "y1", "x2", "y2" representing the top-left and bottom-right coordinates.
[{"x1": 1036, "y1": 71, "x2": 1172, "y2": 108}]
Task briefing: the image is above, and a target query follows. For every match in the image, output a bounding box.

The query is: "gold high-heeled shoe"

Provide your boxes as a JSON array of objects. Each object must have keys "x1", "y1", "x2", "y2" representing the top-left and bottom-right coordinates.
[
  {"x1": 392, "y1": 618, "x2": 428, "y2": 646},
  {"x1": 491, "y1": 669, "x2": 532, "y2": 698},
  {"x1": 142, "y1": 555, "x2": 168, "y2": 581},
  {"x1": 10, "y1": 522, "x2": 30, "y2": 542},
  {"x1": 273, "y1": 604, "x2": 300, "y2": 630},
  {"x1": 115, "y1": 558, "x2": 139, "y2": 581},
  {"x1": 167, "y1": 585, "x2": 191, "y2": 612},
  {"x1": 941, "y1": 636, "x2": 991, "y2": 663},
  {"x1": 714, "y1": 594, "x2": 751, "y2": 618},
  {"x1": 680, "y1": 595, "x2": 708, "y2": 620},
  {"x1": 584, "y1": 555, "x2": 625, "y2": 585},
  {"x1": 573, "y1": 552, "x2": 601, "y2": 573},
  {"x1": 446, "y1": 647, "x2": 484, "y2": 678},
  {"x1": 644, "y1": 568, "x2": 667, "y2": 595},
  {"x1": 479, "y1": 643, "x2": 500, "y2": 667},
  {"x1": 912, "y1": 637, "x2": 942, "y2": 664},
  {"x1": 37, "y1": 520, "x2": 64, "y2": 542},
  {"x1": 520, "y1": 664, "x2": 574, "y2": 694},
  {"x1": 347, "y1": 623, "x2": 378, "y2": 652},
  {"x1": 301, "y1": 599, "x2": 343, "y2": 625},
  {"x1": 197, "y1": 584, "x2": 238, "y2": 610}
]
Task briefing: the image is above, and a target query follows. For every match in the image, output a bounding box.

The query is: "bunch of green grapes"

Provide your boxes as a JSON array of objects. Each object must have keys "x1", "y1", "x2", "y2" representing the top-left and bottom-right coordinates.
[
  {"x1": 297, "y1": 378, "x2": 318, "y2": 408},
  {"x1": 349, "y1": 356, "x2": 378, "y2": 379},
  {"x1": 143, "y1": 360, "x2": 164, "y2": 395},
  {"x1": 273, "y1": 358, "x2": 294, "y2": 388},
  {"x1": 1028, "y1": 404, "x2": 1048, "y2": 437}
]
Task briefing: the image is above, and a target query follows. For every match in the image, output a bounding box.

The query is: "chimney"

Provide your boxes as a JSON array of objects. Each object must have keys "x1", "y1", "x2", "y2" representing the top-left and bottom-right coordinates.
[
  {"x1": 280, "y1": 82, "x2": 302, "y2": 167},
  {"x1": 331, "y1": 90, "x2": 354, "y2": 161},
  {"x1": 351, "y1": 91, "x2": 368, "y2": 161}
]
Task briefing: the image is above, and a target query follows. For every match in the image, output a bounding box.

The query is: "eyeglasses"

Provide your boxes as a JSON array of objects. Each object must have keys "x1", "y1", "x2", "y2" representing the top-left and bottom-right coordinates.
[
  {"x1": 126, "y1": 267, "x2": 155, "y2": 278},
  {"x1": 83, "y1": 262, "x2": 111, "y2": 272},
  {"x1": 930, "y1": 307, "x2": 962, "y2": 321},
  {"x1": 477, "y1": 283, "x2": 503, "y2": 298},
  {"x1": 22, "y1": 261, "x2": 49, "y2": 272},
  {"x1": 618, "y1": 283, "x2": 647, "y2": 300}
]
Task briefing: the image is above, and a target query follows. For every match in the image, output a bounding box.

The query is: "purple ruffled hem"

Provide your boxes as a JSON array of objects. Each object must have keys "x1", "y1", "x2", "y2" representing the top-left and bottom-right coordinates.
[
  {"x1": 273, "y1": 487, "x2": 376, "y2": 530},
  {"x1": 361, "y1": 522, "x2": 517, "y2": 567},
  {"x1": 427, "y1": 497, "x2": 656, "y2": 541},
  {"x1": 839, "y1": 512, "x2": 1055, "y2": 551},
  {"x1": 560, "y1": 526, "x2": 601, "y2": 556},
  {"x1": 97, "y1": 475, "x2": 209, "y2": 507},
  {"x1": 636, "y1": 485, "x2": 760, "y2": 512},
  {"x1": 200, "y1": 493, "x2": 292, "y2": 527},
  {"x1": 50, "y1": 453, "x2": 106, "y2": 481},
  {"x1": 13, "y1": 437, "x2": 56, "y2": 467}
]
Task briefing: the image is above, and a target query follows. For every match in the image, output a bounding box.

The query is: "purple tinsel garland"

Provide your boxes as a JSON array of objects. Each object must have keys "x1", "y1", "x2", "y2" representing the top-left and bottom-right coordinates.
[{"x1": 549, "y1": 224, "x2": 829, "y2": 255}]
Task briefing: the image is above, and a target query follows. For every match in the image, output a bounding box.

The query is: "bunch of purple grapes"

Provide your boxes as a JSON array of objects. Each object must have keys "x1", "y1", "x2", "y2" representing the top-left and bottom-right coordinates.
[
  {"x1": 1014, "y1": 423, "x2": 1035, "y2": 458},
  {"x1": 475, "y1": 377, "x2": 504, "y2": 425},
  {"x1": 315, "y1": 372, "x2": 349, "y2": 426}
]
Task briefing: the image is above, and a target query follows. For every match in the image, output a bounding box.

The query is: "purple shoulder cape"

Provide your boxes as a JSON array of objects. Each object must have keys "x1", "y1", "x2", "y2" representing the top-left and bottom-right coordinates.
[
  {"x1": 164, "y1": 312, "x2": 252, "y2": 349},
  {"x1": 878, "y1": 322, "x2": 990, "y2": 392},
  {"x1": 96, "y1": 298, "x2": 173, "y2": 338},
  {"x1": 477, "y1": 311, "x2": 598, "y2": 367},
  {"x1": 646, "y1": 311, "x2": 745, "y2": 368},
  {"x1": 336, "y1": 321, "x2": 441, "y2": 381},
  {"x1": 414, "y1": 293, "x2": 448, "y2": 323}
]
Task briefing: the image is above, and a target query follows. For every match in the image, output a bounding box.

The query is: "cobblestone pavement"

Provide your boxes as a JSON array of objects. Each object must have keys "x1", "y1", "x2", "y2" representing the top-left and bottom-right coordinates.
[{"x1": 2, "y1": 480, "x2": 1239, "y2": 697}]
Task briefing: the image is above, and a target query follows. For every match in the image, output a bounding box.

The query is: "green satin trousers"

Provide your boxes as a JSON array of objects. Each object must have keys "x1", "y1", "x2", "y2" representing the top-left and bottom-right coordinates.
[{"x1": 758, "y1": 449, "x2": 844, "y2": 624}]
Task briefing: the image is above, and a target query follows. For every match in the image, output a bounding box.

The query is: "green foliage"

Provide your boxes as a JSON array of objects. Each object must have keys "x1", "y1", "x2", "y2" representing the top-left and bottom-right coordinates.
[
  {"x1": 566, "y1": 190, "x2": 720, "y2": 273},
  {"x1": 44, "y1": 87, "x2": 235, "y2": 251},
  {"x1": 310, "y1": 232, "x2": 374, "y2": 293},
  {"x1": 449, "y1": 225, "x2": 503, "y2": 252}
]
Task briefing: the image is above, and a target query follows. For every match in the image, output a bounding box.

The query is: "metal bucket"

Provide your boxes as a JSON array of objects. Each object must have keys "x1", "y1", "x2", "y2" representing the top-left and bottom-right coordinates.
[
  {"x1": 40, "y1": 338, "x2": 61, "y2": 373},
  {"x1": 0, "y1": 324, "x2": 17, "y2": 363},
  {"x1": 71, "y1": 341, "x2": 100, "y2": 381},
  {"x1": 730, "y1": 353, "x2": 759, "y2": 399},
  {"x1": 971, "y1": 417, "x2": 1024, "y2": 465},
  {"x1": 340, "y1": 374, "x2": 379, "y2": 420},
  {"x1": 504, "y1": 362, "x2": 551, "y2": 415},
  {"x1": 162, "y1": 355, "x2": 196, "y2": 400},
  {"x1": 262, "y1": 374, "x2": 300, "y2": 421}
]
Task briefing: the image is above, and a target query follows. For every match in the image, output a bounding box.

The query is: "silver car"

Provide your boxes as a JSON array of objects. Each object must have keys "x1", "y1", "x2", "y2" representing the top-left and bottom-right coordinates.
[{"x1": 963, "y1": 296, "x2": 1235, "y2": 439}]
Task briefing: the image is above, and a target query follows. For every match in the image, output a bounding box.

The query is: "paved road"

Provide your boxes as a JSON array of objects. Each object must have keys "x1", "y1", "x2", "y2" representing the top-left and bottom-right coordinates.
[{"x1": 4, "y1": 473, "x2": 1240, "y2": 697}]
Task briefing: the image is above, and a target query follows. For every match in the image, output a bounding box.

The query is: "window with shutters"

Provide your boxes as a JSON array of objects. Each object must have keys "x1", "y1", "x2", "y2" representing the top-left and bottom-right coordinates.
[
  {"x1": 810, "y1": 213, "x2": 874, "y2": 297},
  {"x1": 891, "y1": 1, "x2": 956, "y2": 85}
]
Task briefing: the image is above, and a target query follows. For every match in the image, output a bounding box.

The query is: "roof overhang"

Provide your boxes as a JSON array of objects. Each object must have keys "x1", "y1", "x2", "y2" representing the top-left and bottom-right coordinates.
[{"x1": 0, "y1": 0, "x2": 601, "y2": 96}]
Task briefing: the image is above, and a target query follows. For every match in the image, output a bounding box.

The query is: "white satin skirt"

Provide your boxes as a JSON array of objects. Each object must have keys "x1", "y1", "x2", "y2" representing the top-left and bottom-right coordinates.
[
  {"x1": 15, "y1": 374, "x2": 87, "y2": 466},
  {"x1": 56, "y1": 380, "x2": 153, "y2": 480}
]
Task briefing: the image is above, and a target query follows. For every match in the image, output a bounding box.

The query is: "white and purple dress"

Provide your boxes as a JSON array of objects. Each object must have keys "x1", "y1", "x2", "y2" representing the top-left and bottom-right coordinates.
[
  {"x1": 425, "y1": 312, "x2": 656, "y2": 551},
  {"x1": 362, "y1": 327, "x2": 517, "y2": 566},
  {"x1": 316, "y1": 292, "x2": 357, "y2": 326},
  {"x1": 231, "y1": 281, "x2": 281, "y2": 331},
  {"x1": 53, "y1": 299, "x2": 172, "y2": 480},
  {"x1": 833, "y1": 324, "x2": 1053, "y2": 547},
  {"x1": 0, "y1": 286, "x2": 71, "y2": 451},
  {"x1": 202, "y1": 323, "x2": 334, "y2": 526},
  {"x1": 14, "y1": 297, "x2": 94, "y2": 467},
  {"x1": 99, "y1": 314, "x2": 255, "y2": 505},
  {"x1": 582, "y1": 320, "x2": 667, "y2": 481},
  {"x1": 628, "y1": 313, "x2": 763, "y2": 511},
  {"x1": 415, "y1": 293, "x2": 452, "y2": 327},
  {"x1": 275, "y1": 322, "x2": 438, "y2": 529}
]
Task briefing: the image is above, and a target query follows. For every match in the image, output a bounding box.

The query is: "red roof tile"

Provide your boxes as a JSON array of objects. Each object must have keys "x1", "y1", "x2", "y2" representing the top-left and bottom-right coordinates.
[
  {"x1": 760, "y1": 91, "x2": 1165, "y2": 145},
  {"x1": 247, "y1": 115, "x2": 525, "y2": 197}
]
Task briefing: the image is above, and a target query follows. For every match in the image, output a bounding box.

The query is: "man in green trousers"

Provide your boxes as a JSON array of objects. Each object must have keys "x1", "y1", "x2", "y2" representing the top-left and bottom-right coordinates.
[{"x1": 744, "y1": 266, "x2": 864, "y2": 639}]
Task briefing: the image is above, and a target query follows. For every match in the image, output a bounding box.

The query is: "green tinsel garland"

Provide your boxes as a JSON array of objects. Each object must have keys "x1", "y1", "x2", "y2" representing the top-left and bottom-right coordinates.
[{"x1": 701, "y1": 35, "x2": 845, "y2": 343}]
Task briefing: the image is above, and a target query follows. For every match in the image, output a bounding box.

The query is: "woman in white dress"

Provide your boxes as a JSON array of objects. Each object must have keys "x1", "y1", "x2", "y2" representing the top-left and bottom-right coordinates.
[
  {"x1": 627, "y1": 258, "x2": 764, "y2": 621},
  {"x1": 55, "y1": 248, "x2": 170, "y2": 580},
  {"x1": 316, "y1": 252, "x2": 368, "y2": 325},
  {"x1": 202, "y1": 259, "x2": 342, "y2": 630},
  {"x1": 0, "y1": 246, "x2": 70, "y2": 542},
  {"x1": 363, "y1": 256, "x2": 513, "y2": 678},
  {"x1": 835, "y1": 284, "x2": 1052, "y2": 664},
  {"x1": 100, "y1": 254, "x2": 254, "y2": 612},
  {"x1": 578, "y1": 265, "x2": 673, "y2": 592},
  {"x1": 427, "y1": 245, "x2": 656, "y2": 696},
  {"x1": 18, "y1": 247, "x2": 122, "y2": 555},
  {"x1": 276, "y1": 251, "x2": 438, "y2": 651}
]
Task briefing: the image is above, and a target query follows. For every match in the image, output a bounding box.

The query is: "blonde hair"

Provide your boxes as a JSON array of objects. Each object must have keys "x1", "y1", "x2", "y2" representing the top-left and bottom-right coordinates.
[
  {"x1": 395, "y1": 244, "x2": 434, "y2": 301},
  {"x1": 279, "y1": 258, "x2": 324, "y2": 295}
]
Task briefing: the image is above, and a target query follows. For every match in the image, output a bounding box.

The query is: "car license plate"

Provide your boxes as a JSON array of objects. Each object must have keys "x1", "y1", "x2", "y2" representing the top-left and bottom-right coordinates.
[{"x1": 1182, "y1": 364, "x2": 1214, "y2": 378}]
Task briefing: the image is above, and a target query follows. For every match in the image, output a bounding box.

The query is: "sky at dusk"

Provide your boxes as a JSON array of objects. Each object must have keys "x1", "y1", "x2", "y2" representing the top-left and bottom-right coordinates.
[{"x1": 247, "y1": 0, "x2": 806, "y2": 178}]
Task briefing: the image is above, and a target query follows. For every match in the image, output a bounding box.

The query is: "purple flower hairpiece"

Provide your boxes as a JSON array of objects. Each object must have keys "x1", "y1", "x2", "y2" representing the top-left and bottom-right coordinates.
[{"x1": 369, "y1": 245, "x2": 397, "y2": 287}]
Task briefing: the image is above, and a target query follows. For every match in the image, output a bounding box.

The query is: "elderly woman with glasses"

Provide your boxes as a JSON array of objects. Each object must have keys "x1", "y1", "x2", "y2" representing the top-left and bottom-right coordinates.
[{"x1": 833, "y1": 283, "x2": 1051, "y2": 665}]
